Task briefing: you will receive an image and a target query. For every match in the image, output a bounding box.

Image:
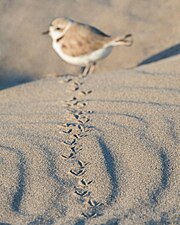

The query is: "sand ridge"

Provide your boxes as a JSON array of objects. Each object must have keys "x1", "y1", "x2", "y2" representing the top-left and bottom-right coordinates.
[
  {"x1": 0, "y1": 56, "x2": 180, "y2": 224},
  {"x1": 0, "y1": 0, "x2": 180, "y2": 224}
]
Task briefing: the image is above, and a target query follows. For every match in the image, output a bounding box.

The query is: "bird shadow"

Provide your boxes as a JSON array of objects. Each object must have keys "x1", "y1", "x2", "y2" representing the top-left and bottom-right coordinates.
[{"x1": 137, "y1": 43, "x2": 180, "y2": 67}]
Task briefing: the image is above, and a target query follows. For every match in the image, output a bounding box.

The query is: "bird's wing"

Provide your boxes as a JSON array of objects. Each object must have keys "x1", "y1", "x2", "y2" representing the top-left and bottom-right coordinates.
[{"x1": 61, "y1": 23, "x2": 111, "y2": 57}]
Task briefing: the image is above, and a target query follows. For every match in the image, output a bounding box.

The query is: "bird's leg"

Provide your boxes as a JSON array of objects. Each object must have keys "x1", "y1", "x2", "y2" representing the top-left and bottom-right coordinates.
[
  {"x1": 88, "y1": 62, "x2": 96, "y2": 75},
  {"x1": 81, "y1": 65, "x2": 90, "y2": 77},
  {"x1": 80, "y1": 62, "x2": 96, "y2": 77}
]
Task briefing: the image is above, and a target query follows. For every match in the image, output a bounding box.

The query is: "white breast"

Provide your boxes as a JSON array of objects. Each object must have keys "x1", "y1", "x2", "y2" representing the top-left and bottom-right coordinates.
[{"x1": 52, "y1": 41, "x2": 112, "y2": 66}]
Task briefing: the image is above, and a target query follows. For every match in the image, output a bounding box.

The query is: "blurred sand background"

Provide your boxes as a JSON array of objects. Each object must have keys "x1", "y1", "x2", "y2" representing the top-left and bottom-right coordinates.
[
  {"x1": 0, "y1": 0, "x2": 179, "y2": 89},
  {"x1": 0, "y1": 0, "x2": 180, "y2": 225}
]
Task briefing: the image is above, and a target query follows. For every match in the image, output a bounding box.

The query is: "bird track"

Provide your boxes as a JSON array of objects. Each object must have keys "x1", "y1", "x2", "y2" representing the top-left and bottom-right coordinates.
[{"x1": 58, "y1": 73, "x2": 103, "y2": 219}]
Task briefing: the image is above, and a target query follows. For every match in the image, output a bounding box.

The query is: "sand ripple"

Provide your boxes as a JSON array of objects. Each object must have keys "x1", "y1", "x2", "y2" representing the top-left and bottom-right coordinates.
[{"x1": 0, "y1": 58, "x2": 179, "y2": 224}]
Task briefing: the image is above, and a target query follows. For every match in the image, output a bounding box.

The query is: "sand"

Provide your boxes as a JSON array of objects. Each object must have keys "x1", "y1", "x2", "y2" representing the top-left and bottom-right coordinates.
[
  {"x1": 0, "y1": 1, "x2": 180, "y2": 225},
  {"x1": 0, "y1": 55, "x2": 180, "y2": 224}
]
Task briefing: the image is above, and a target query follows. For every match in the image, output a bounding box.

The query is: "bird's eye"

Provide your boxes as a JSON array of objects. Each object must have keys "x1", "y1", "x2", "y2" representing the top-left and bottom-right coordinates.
[{"x1": 56, "y1": 27, "x2": 63, "y2": 31}]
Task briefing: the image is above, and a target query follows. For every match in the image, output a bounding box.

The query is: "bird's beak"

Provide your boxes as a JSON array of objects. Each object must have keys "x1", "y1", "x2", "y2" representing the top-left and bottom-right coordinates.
[{"x1": 42, "y1": 30, "x2": 49, "y2": 35}]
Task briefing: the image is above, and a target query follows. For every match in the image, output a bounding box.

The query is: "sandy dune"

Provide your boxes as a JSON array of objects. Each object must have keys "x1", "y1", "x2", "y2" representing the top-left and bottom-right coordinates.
[
  {"x1": 0, "y1": 0, "x2": 180, "y2": 224},
  {"x1": 0, "y1": 56, "x2": 179, "y2": 224}
]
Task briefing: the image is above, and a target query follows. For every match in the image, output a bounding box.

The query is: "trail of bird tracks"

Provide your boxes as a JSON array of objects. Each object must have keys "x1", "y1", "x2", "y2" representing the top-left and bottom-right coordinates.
[{"x1": 0, "y1": 58, "x2": 179, "y2": 224}]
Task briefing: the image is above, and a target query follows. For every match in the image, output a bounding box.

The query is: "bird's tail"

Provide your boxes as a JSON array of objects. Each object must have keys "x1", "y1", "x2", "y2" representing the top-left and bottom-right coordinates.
[{"x1": 111, "y1": 34, "x2": 133, "y2": 47}]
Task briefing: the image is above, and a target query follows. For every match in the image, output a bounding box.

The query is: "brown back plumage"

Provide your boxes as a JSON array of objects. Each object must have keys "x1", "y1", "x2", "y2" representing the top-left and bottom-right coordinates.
[{"x1": 60, "y1": 23, "x2": 112, "y2": 56}]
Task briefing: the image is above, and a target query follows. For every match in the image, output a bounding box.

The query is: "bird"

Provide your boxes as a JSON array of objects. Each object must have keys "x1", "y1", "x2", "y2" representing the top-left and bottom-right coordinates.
[{"x1": 43, "y1": 17, "x2": 133, "y2": 76}]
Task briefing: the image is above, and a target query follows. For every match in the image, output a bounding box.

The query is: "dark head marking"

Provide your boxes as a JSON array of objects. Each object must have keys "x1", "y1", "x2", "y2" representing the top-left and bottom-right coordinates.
[{"x1": 56, "y1": 36, "x2": 64, "y2": 42}]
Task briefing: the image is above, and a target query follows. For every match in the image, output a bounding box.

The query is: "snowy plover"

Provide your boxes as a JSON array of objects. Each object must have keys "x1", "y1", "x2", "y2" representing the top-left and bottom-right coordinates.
[{"x1": 43, "y1": 17, "x2": 133, "y2": 76}]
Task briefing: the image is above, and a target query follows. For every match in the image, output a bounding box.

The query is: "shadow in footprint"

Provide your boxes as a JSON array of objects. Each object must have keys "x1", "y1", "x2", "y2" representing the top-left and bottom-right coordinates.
[
  {"x1": 145, "y1": 220, "x2": 158, "y2": 225},
  {"x1": 27, "y1": 216, "x2": 54, "y2": 225},
  {"x1": 137, "y1": 43, "x2": 180, "y2": 66},
  {"x1": 104, "y1": 218, "x2": 120, "y2": 225},
  {"x1": 74, "y1": 219, "x2": 85, "y2": 225},
  {"x1": 145, "y1": 212, "x2": 170, "y2": 225}
]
